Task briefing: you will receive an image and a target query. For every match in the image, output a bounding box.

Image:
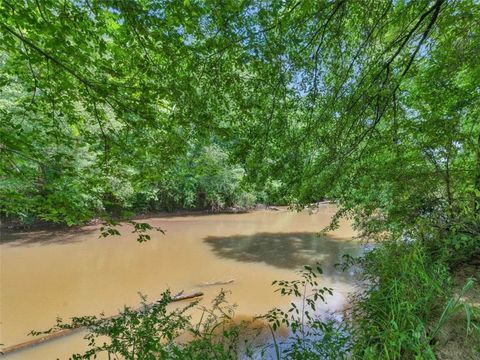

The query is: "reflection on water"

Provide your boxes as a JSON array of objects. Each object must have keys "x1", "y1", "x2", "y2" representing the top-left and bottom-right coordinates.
[{"x1": 204, "y1": 232, "x2": 362, "y2": 280}]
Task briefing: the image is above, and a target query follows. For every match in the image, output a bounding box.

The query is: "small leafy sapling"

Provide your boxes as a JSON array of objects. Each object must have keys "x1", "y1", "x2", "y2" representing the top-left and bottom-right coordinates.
[
  {"x1": 265, "y1": 263, "x2": 350, "y2": 359},
  {"x1": 267, "y1": 264, "x2": 333, "y2": 332}
]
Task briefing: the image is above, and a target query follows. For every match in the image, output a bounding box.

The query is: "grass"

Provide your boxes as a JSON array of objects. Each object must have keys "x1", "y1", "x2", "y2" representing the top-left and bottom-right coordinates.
[
  {"x1": 350, "y1": 241, "x2": 451, "y2": 359},
  {"x1": 349, "y1": 239, "x2": 480, "y2": 360}
]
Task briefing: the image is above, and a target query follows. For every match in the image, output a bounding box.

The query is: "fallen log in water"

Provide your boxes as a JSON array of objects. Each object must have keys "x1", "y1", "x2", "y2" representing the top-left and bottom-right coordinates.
[
  {"x1": 170, "y1": 291, "x2": 204, "y2": 302},
  {"x1": 0, "y1": 291, "x2": 204, "y2": 356}
]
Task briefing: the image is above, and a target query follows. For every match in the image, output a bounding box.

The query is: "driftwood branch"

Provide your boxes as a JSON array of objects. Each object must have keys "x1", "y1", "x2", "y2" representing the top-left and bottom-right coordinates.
[{"x1": 199, "y1": 279, "x2": 235, "y2": 287}]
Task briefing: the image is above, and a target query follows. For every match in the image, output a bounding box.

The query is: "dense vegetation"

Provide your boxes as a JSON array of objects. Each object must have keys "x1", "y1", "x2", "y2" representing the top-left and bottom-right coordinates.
[{"x1": 1, "y1": 0, "x2": 479, "y2": 358}]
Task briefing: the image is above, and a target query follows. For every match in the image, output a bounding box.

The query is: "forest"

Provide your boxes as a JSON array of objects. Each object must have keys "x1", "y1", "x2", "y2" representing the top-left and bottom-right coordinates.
[{"x1": 1, "y1": 0, "x2": 479, "y2": 359}]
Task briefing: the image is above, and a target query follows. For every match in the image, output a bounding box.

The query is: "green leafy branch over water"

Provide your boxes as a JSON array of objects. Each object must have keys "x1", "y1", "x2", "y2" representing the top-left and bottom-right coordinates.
[{"x1": 100, "y1": 220, "x2": 165, "y2": 243}]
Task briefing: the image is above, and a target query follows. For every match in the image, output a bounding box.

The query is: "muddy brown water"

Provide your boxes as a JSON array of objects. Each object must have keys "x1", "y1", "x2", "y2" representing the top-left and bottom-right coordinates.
[{"x1": 0, "y1": 206, "x2": 362, "y2": 359}]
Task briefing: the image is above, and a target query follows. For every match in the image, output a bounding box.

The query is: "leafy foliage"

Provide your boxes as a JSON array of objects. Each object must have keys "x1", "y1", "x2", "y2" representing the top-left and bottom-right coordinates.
[
  {"x1": 2, "y1": 0, "x2": 479, "y2": 239},
  {"x1": 32, "y1": 290, "x2": 262, "y2": 360},
  {"x1": 1, "y1": 0, "x2": 479, "y2": 232},
  {"x1": 350, "y1": 241, "x2": 449, "y2": 359}
]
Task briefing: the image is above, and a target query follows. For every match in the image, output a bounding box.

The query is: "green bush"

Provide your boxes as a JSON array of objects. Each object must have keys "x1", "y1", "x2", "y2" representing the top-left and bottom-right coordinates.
[{"x1": 34, "y1": 290, "x2": 256, "y2": 360}]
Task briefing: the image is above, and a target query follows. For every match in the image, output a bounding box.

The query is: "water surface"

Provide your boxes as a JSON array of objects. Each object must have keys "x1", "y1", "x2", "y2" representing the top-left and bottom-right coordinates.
[{"x1": 0, "y1": 206, "x2": 361, "y2": 359}]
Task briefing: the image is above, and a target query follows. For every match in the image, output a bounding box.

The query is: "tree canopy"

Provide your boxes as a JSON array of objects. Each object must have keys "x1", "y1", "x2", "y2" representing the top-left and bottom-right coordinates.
[{"x1": 1, "y1": 0, "x2": 479, "y2": 240}]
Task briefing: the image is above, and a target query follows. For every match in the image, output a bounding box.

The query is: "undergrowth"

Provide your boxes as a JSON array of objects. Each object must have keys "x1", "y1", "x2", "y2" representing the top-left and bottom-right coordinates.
[{"x1": 350, "y1": 240, "x2": 480, "y2": 360}]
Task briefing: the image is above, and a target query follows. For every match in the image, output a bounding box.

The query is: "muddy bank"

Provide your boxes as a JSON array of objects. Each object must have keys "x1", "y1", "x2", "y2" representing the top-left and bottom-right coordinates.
[{"x1": 435, "y1": 256, "x2": 480, "y2": 360}]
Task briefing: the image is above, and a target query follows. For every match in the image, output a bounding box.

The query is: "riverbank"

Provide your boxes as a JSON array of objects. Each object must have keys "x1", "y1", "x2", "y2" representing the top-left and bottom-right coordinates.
[
  {"x1": 1, "y1": 200, "x2": 332, "y2": 233},
  {"x1": 0, "y1": 204, "x2": 292, "y2": 233}
]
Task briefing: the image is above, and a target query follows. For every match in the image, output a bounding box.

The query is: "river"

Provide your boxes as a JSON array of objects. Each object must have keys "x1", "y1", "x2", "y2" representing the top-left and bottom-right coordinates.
[{"x1": 0, "y1": 205, "x2": 362, "y2": 359}]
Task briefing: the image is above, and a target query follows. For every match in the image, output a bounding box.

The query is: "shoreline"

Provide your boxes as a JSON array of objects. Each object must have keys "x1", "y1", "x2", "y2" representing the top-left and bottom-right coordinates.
[{"x1": 0, "y1": 204, "x2": 293, "y2": 234}]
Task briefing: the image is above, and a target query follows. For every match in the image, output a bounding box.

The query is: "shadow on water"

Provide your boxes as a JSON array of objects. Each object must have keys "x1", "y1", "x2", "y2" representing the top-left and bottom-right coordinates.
[
  {"x1": 203, "y1": 232, "x2": 363, "y2": 281},
  {"x1": 0, "y1": 228, "x2": 98, "y2": 247}
]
